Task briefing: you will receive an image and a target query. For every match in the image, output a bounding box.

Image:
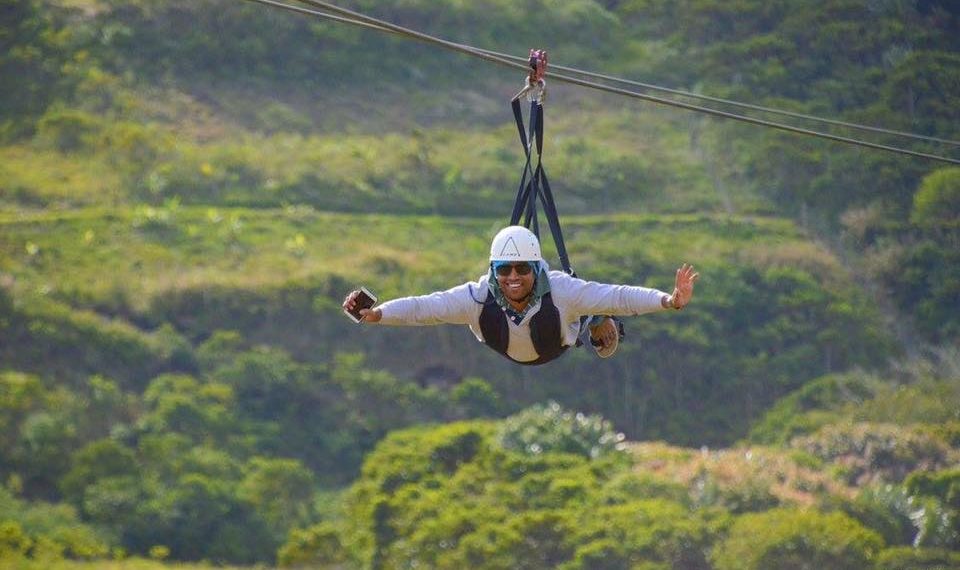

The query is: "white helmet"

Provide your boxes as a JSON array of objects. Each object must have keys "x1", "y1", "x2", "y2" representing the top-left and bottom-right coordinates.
[{"x1": 489, "y1": 226, "x2": 542, "y2": 262}]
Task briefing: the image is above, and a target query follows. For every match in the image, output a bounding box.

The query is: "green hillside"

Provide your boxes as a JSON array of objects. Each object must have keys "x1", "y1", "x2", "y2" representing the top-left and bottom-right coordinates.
[
  {"x1": 1, "y1": 0, "x2": 959, "y2": 567},
  {"x1": 0, "y1": 208, "x2": 895, "y2": 443}
]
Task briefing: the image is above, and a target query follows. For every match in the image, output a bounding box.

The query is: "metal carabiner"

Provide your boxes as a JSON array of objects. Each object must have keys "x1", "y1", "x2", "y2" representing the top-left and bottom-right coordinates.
[{"x1": 512, "y1": 48, "x2": 548, "y2": 103}]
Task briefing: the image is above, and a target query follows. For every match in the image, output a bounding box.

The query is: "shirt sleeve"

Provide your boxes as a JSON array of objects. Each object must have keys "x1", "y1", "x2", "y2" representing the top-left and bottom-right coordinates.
[
  {"x1": 376, "y1": 281, "x2": 483, "y2": 326},
  {"x1": 552, "y1": 272, "x2": 669, "y2": 317}
]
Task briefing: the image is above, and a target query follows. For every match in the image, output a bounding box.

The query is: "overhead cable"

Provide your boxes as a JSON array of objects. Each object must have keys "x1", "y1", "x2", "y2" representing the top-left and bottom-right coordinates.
[
  {"x1": 487, "y1": 52, "x2": 960, "y2": 148},
  {"x1": 238, "y1": 0, "x2": 960, "y2": 166}
]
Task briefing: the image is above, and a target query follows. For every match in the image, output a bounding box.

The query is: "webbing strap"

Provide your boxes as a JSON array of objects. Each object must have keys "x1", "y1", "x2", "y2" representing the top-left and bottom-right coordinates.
[
  {"x1": 510, "y1": 99, "x2": 575, "y2": 276},
  {"x1": 510, "y1": 99, "x2": 535, "y2": 224}
]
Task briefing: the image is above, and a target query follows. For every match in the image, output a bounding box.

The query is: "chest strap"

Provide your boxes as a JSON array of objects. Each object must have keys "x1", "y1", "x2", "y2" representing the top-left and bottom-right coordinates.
[{"x1": 478, "y1": 290, "x2": 567, "y2": 366}]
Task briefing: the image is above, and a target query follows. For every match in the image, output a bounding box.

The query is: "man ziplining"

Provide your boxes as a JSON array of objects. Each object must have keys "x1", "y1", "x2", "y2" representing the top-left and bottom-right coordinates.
[
  {"x1": 342, "y1": 225, "x2": 699, "y2": 365},
  {"x1": 343, "y1": 51, "x2": 697, "y2": 365}
]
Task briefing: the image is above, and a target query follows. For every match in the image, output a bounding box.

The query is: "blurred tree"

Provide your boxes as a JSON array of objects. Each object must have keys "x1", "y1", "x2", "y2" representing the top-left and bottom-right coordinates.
[
  {"x1": 0, "y1": 520, "x2": 31, "y2": 559},
  {"x1": 497, "y1": 401, "x2": 625, "y2": 460},
  {"x1": 711, "y1": 508, "x2": 884, "y2": 570},
  {"x1": 875, "y1": 546, "x2": 960, "y2": 570},
  {"x1": 0, "y1": 372, "x2": 46, "y2": 468},
  {"x1": 564, "y1": 499, "x2": 716, "y2": 570},
  {"x1": 0, "y1": 0, "x2": 67, "y2": 137},
  {"x1": 454, "y1": 510, "x2": 576, "y2": 569},
  {"x1": 195, "y1": 329, "x2": 247, "y2": 372},
  {"x1": 911, "y1": 167, "x2": 960, "y2": 226},
  {"x1": 278, "y1": 521, "x2": 346, "y2": 568},
  {"x1": 451, "y1": 377, "x2": 502, "y2": 418},
  {"x1": 125, "y1": 472, "x2": 274, "y2": 563},
  {"x1": 14, "y1": 409, "x2": 77, "y2": 499},
  {"x1": 238, "y1": 456, "x2": 316, "y2": 542},
  {"x1": 141, "y1": 374, "x2": 237, "y2": 445},
  {"x1": 59, "y1": 438, "x2": 138, "y2": 505}
]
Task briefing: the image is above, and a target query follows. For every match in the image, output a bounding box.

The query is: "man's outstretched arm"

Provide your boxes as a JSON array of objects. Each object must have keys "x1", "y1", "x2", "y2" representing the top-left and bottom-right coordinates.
[{"x1": 343, "y1": 282, "x2": 479, "y2": 326}]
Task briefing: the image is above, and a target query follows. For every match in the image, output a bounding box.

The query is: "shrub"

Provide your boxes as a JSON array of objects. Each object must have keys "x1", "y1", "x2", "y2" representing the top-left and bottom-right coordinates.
[
  {"x1": 748, "y1": 372, "x2": 876, "y2": 444},
  {"x1": 711, "y1": 508, "x2": 884, "y2": 570},
  {"x1": 60, "y1": 439, "x2": 138, "y2": 504},
  {"x1": 689, "y1": 466, "x2": 780, "y2": 514},
  {"x1": 793, "y1": 422, "x2": 952, "y2": 485},
  {"x1": 558, "y1": 538, "x2": 633, "y2": 570},
  {"x1": 195, "y1": 330, "x2": 247, "y2": 372},
  {"x1": 597, "y1": 472, "x2": 689, "y2": 506},
  {"x1": 238, "y1": 456, "x2": 316, "y2": 536},
  {"x1": 908, "y1": 496, "x2": 958, "y2": 549},
  {"x1": 451, "y1": 377, "x2": 502, "y2": 419},
  {"x1": 498, "y1": 401, "x2": 626, "y2": 460},
  {"x1": 837, "y1": 484, "x2": 918, "y2": 547},
  {"x1": 277, "y1": 522, "x2": 346, "y2": 568},
  {"x1": 905, "y1": 469, "x2": 960, "y2": 509},
  {"x1": 0, "y1": 520, "x2": 32, "y2": 558},
  {"x1": 832, "y1": 483, "x2": 958, "y2": 551},
  {"x1": 452, "y1": 510, "x2": 576, "y2": 570},
  {"x1": 855, "y1": 381, "x2": 960, "y2": 426},
  {"x1": 911, "y1": 167, "x2": 960, "y2": 226},
  {"x1": 568, "y1": 499, "x2": 717, "y2": 570},
  {"x1": 875, "y1": 546, "x2": 960, "y2": 570},
  {"x1": 0, "y1": 493, "x2": 110, "y2": 561},
  {"x1": 36, "y1": 109, "x2": 100, "y2": 153}
]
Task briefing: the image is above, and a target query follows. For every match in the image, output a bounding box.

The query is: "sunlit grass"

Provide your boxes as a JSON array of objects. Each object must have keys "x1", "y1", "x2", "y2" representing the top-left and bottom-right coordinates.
[
  {"x1": 0, "y1": 146, "x2": 123, "y2": 208},
  {"x1": 0, "y1": 206, "x2": 823, "y2": 311},
  {"x1": 1, "y1": 102, "x2": 769, "y2": 219}
]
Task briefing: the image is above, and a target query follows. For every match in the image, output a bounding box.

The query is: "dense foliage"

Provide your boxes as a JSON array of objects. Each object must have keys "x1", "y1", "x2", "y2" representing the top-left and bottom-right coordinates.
[
  {"x1": 0, "y1": 354, "x2": 496, "y2": 563},
  {"x1": 1, "y1": 0, "x2": 958, "y2": 567},
  {"x1": 284, "y1": 399, "x2": 958, "y2": 569}
]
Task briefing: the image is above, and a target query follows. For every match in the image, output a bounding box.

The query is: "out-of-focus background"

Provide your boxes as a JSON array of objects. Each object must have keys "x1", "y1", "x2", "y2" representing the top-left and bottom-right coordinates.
[{"x1": 1, "y1": 0, "x2": 958, "y2": 568}]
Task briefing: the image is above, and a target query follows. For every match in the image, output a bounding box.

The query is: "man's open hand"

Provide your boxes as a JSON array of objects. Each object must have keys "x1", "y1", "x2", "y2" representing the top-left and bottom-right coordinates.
[{"x1": 670, "y1": 263, "x2": 699, "y2": 309}]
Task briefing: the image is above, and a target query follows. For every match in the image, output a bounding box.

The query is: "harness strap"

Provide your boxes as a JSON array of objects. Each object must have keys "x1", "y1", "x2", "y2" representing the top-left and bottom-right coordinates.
[
  {"x1": 510, "y1": 98, "x2": 536, "y2": 224},
  {"x1": 478, "y1": 290, "x2": 567, "y2": 366},
  {"x1": 507, "y1": 58, "x2": 608, "y2": 352},
  {"x1": 510, "y1": 99, "x2": 575, "y2": 277}
]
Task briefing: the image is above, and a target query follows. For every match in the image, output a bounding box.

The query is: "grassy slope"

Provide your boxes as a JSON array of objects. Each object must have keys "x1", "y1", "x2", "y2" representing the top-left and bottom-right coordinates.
[
  {"x1": 0, "y1": 76, "x2": 880, "y2": 442},
  {"x1": 1, "y1": 203, "x2": 875, "y2": 437},
  {"x1": 0, "y1": 206, "x2": 813, "y2": 310}
]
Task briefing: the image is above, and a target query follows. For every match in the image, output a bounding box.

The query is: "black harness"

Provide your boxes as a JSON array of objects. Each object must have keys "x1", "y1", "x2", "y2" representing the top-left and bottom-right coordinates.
[
  {"x1": 476, "y1": 80, "x2": 576, "y2": 366},
  {"x1": 476, "y1": 53, "x2": 622, "y2": 365},
  {"x1": 478, "y1": 288, "x2": 567, "y2": 366}
]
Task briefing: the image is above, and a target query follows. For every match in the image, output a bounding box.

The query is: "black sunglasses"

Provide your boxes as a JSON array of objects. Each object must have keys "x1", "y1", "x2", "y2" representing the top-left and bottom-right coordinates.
[{"x1": 494, "y1": 262, "x2": 534, "y2": 277}]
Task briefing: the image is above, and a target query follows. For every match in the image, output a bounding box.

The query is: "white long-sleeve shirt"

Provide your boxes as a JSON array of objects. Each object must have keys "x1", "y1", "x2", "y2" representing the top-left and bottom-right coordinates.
[{"x1": 376, "y1": 271, "x2": 670, "y2": 363}]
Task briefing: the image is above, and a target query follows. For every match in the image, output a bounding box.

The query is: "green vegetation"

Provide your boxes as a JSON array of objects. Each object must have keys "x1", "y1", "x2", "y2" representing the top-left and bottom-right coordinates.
[
  {"x1": 1, "y1": 0, "x2": 958, "y2": 567},
  {"x1": 283, "y1": 400, "x2": 957, "y2": 569},
  {"x1": 711, "y1": 508, "x2": 884, "y2": 570},
  {"x1": 0, "y1": 208, "x2": 896, "y2": 445}
]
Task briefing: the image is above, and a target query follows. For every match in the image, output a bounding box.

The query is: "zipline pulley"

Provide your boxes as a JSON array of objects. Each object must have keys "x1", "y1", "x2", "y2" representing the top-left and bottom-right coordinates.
[{"x1": 513, "y1": 49, "x2": 548, "y2": 104}]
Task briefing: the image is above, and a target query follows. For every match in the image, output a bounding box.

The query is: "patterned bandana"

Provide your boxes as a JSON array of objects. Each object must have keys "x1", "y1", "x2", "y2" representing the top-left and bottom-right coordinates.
[{"x1": 487, "y1": 260, "x2": 552, "y2": 325}]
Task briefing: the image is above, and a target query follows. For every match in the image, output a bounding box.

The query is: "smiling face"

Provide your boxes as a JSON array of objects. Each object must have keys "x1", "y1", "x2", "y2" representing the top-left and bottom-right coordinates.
[{"x1": 494, "y1": 262, "x2": 536, "y2": 310}]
